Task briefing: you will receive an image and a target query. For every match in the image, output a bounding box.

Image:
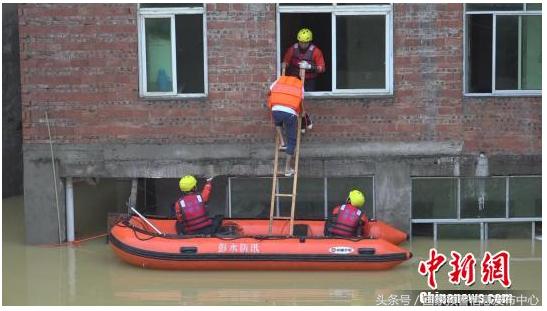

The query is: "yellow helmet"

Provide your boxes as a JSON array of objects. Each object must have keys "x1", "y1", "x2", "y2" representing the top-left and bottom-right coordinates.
[
  {"x1": 179, "y1": 175, "x2": 197, "y2": 192},
  {"x1": 297, "y1": 28, "x2": 313, "y2": 43},
  {"x1": 348, "y1": 189, "x2": 365, "y2": 208}
]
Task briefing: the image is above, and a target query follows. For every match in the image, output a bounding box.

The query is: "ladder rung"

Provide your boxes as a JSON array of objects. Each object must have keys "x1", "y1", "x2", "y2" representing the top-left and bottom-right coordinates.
[
  {"x1": 272, "y1": 216, "x2": 292, "y2": 220},
  {"x1": 274, "y1": 193, "x2": 294, "y2": 198}
]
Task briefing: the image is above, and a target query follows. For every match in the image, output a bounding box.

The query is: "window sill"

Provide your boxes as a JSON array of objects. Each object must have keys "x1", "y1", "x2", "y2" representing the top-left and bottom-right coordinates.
[
  {"x1": 304, "y1": 91, "x2": 394, "y2": 99},
  {"x1": 139, "y1": 94, "x2": 208, "y2": 101},
  {"x1": 464, "y1": 92, "x2": 542, "y2": 97}
]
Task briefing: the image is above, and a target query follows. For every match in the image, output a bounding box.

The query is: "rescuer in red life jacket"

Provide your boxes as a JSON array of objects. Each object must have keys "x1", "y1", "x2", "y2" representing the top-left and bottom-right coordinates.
[
  {"x1": 325, "y1": 189, "x2": 369, "y2": 237},
  {"x1": 281, "y1": 28, "x2": 326, "y2": 92},
  {"x1": 171, "y1": 175, "x2": 220, "y2": 235}
]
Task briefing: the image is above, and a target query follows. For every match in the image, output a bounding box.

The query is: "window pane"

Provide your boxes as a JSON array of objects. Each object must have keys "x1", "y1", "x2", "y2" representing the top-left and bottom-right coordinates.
[
  {"x1": 279, "y1": 178, "x2": 324, "y2": 219},
  {"x1": 412, "y1": 179, "x2": 457, "y2": 219},
  {"x1": 279, "y1": 3, "x2": 331, "y2": 6},
  {"x1": 526, "y1": 3, "x2": 542, "y2": 11},
  {"x1": 145, "y1": 18, "x2": 173, "y2": 92},
  {"x1": 495, "y1": 15, "x2": 519, "y2": 90},
  {"x1": 460, "y1": 178, "x2": 506, "y2": 218},
  {"x1": 521, "y1": 15, "x2": 542, "y2": 90},
  {"x1": 175, "y1": 14, "x2": 204, "y2": 93},
  {"x1": 412, "y1": 223, "x2": 433, "y2": 237},
  {"x1": 327, "y1": 177, "x2": 373, "y2": 219},
  {"x1": 488, "y1": 222, "x2": 532, "y2": 239},
  {"x1": 336, "y1": 15, "x2": 385, "y2": 89},
  {"x1": 467, "y1": 14, "x2": 493, "y2": 93},
  {"x1": 509, "y1": 177, "x2": 541, "y2": 217},
  {"x1": 230, "y1": 178, "x2": 271, "y2": 218},
  {"x1": 140, "y1": 3, "x2": 204, "y2": 8},
  {"x1": 466, "y1": 4, "x2": 524, "y2": 11},
  {"x1": 438, "y1": 224, "x2": 481, "y2": 239}
]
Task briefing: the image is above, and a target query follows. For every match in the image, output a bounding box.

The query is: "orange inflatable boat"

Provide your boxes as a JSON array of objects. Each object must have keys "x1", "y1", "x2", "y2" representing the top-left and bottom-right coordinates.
[{"x1": 109, "y1": 216, "x2": 411, "y2": 270}]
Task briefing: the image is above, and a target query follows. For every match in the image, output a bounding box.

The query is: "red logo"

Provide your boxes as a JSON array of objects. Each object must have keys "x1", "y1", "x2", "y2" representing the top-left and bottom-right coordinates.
[
  {"x1": 418, "y1": 248, "x2": 447, "y2": 290},
  {"x1": 481, "y1": 250, "x2": 511, "y2": 288},
  {"x1": 419, "y1": 249, "x2": 511, "y2": 289}
]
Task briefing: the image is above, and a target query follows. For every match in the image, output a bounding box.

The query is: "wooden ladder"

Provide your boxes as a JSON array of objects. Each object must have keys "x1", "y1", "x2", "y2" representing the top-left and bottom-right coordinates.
[{"x1": 268, "y1": 68, "x2": 305, "y2": 236}]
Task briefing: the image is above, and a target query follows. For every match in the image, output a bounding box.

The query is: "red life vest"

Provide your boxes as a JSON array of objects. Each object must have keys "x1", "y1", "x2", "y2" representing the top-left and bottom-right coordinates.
[
  {"x1": 174, "y1": 194, "x2": 212, "y2": 234},
  {"x1": 328, "y1": 204, "x2": 363, "y2": 237},
  {"x1": 288, "y1": 43, "x2": 318, "y2": 80}
]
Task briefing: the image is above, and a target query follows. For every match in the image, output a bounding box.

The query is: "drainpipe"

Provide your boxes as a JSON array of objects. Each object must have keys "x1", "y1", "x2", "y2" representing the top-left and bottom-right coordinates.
[
  {"x1": 475, "y1": 152, "x2": 489, "y2": 212},
  {"x1": 66, "y1": 177, "x2": 75, "y2": 242},
  {"x1": 128, "y1": 178, "x2": 138, "y2": 213}
]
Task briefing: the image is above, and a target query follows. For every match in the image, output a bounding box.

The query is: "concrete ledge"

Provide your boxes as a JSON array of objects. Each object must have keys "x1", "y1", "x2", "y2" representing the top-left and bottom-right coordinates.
[
  {"x1": 23, "y1": 141, "x2": 543, "y2": 179},
  {"x1": 24, "y1": 141, "x2": 463, "y2": 161}
]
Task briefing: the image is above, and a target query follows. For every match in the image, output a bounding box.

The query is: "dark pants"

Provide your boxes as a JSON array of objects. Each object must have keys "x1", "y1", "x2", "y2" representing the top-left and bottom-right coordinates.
[
  {"x1": 272, "y1": 110, "x2": 297, "y2": 155},
  {"x1": 304, "y1": 79, "x2": 317, "y2": 92}
]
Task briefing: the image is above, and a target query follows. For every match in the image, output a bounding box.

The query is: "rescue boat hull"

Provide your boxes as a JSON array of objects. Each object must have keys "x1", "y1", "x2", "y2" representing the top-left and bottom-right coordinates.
[{"x1": 109, "y1": 216, "x2": 411, "y2": 271}]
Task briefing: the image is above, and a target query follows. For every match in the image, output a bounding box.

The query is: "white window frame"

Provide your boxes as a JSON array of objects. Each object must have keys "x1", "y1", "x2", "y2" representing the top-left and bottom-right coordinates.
[
  {"x1": 138, "y1": 6, "x2": 208, "y2": 98},
  {"x1": 463, "y1": 5, "x2": 542, "y2": 97},
  {"x1": 277, "y1": 4, "x2": 393, "y2": 97}
]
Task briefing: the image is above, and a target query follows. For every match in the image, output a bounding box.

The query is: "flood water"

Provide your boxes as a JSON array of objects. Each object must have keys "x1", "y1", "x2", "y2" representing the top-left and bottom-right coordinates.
[{"x1": 2, "y1": 195, "x2": 542, "y2": 305}]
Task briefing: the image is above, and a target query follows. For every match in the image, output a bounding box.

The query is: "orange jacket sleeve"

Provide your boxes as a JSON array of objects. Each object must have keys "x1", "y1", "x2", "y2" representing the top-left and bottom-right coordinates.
[{"x1": 200, "y1": 181, "x2": 212, "y2": 203}]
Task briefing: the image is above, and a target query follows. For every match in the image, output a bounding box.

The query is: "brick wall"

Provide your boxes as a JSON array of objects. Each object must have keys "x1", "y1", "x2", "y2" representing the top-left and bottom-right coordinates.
[{"x1": 19, "y1": 3, "x2": 541, "y2": 154}]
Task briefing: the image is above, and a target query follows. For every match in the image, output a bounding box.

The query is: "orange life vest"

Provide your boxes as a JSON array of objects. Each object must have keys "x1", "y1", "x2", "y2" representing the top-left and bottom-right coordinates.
[{"x1": 267, "y1": 76, "x2": 303, "y2": 114}]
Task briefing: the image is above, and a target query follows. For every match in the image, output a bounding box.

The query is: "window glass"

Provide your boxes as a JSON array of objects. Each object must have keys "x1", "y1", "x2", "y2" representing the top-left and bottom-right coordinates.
[
  {"x1": 327, "y1": 177, "x2": 374, "y2": 218},
  {"x1": 495, "y1": 15, "x2": 519, "y2": 90},
  {"x1": 460, "y1": 178, "x2": 505, "y2": 218},
  {"x1": 230, "y1": 178, "x2": 272, "y2": 218},
  {"x1": 526, "y1": 3, "x2": 542, "y2": 10},
  {"x1": 411, "y1": 223, "x2": 433, "y2": 237},
  {"x1": 496, "y1": 15, "x2": 542, "y2": 90},
  {"x1": 140, "y1": 3, "x2": 204, "y2": 8},
  {"x1": 145, "y1": 18, "x2": 173, "y2": 93},
  {"x1": 336, "y1": 15, "x2": 385, "y2": 89},
  {"x1": 466, "y1": 4, "x2": 524, "y2": 11},
  {"x1": 509, "y1": 177, "x2": 541, "y2": 217},
  {"x1": 467, "y1": 14, "x2": 493, "y2": 93},
  {"x1": 412, "y1": 179, "x2": 457, "y2": 219},
  {"x1": 279, "y1": 178, "x2": 325, "y2": 219},
  {"x1": 521, "y1": 15, "x2": 542, "y2": 90},
  {"x1": 175, "y1": 14, "x2": 204, "y2": 93}
]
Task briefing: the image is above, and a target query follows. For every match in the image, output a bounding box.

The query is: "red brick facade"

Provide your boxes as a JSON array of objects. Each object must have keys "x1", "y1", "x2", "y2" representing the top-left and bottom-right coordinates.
[{"x1": 19, "y1": 3, "x2": 541, "y2": 154}]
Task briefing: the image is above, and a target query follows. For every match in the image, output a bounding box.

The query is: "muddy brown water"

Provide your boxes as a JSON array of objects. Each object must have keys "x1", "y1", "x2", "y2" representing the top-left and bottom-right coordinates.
[{"x1": 2, "y1": 196, "x2": 541, "y2": 305}]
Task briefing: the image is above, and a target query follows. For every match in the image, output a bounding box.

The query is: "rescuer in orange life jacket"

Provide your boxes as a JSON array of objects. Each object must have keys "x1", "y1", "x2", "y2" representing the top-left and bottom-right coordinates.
[
  {"x1": 267, "y1": 72, "x2": 304, "y2": 177},
  {"x1": 171, "y1": 175, "x2": 221, "y2": 235},
  {"x1": 325, "y1": 189, "x2": 369, "y2": 237}
]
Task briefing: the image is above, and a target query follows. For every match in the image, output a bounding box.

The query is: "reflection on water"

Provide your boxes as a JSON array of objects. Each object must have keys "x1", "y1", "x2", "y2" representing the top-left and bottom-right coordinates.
[{"x1": 2, "y1": 196, "x2": 541, "y2": 305}]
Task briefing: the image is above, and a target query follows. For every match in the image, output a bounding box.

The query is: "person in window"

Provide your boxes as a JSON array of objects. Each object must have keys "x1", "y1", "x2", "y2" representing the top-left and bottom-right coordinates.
[
  {"x1": 325, "y1": 189, "x2": 369, "y2": 237},
  {"x1": 281, "y1": 28, "x2": 326, "y2": 92},
  {"x1": 171, "y1": 175, "x2": 220, "y2": 235}
]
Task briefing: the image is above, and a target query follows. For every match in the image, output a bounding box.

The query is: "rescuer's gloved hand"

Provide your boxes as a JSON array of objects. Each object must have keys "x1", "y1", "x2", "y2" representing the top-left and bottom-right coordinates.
[{"x1": 298, "y1": 61, "x2": 312, "y2": 70}]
